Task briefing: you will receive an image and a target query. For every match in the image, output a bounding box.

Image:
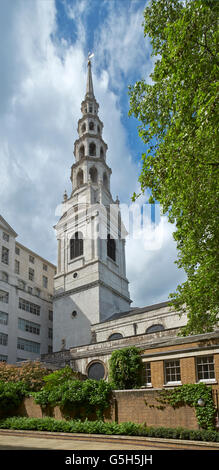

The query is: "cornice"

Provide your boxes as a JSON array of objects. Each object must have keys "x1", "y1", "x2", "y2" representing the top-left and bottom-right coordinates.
[
  {"x1": 54, "y1": 278, "x2": 131, "y2": 303},
  {"x1": 71, "y1": 156, "x2": 112, "y2": 173}
]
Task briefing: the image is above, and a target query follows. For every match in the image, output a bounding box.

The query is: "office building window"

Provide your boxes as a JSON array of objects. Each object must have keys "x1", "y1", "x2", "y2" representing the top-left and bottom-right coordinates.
[
  {"x1": 15, "y1": 260, "x2": 20, "y2": 274},
  {"x1": 49, "y1": 310, "x2": 53, "y2": 321},
  {"x1": 17, "y1": 337, "x2": 40, "y2": 354},
  {"x1": 1, "y1": 247, "x2": 9, "y2": 265},
  {"x1": 1, "y1": 272, "x2": 8, "y2": 283},
  {"x1": 164, "y1": 360, "x2": 181, "y2": 384},
  {"x1": 29, "y1": 268, "x2": 34, "y2": 281},
  {"x1": 0, "y1": 354, "x2": 7, "y2": 362},
  {"x1": 48, "y1": 328, "x2": 53, "y2": 339},
  {"x1": 0, "y1": 290, "x2": 9, "y2": 304},
  {"x1": 3, "y1": 232, "x2": 9, "y2": 242},
  {"x1": 0, "y1": 332, "x2": 8, "y2": 346},
  {"x1": 43, "y1": 276, "x2": 48, "y2": 288},
  {"x1": 196, "y1": 356, "x2": 215, "y2": 381},
  {"x1": 0, "y1": 311, "x2": 8, "y2": 325},
  {"x1": 18, "y1": 318, "x2": 40, "y2": 335},
  {"x1": 19, "y1": 298, "x2": 40, "y2": 316}
]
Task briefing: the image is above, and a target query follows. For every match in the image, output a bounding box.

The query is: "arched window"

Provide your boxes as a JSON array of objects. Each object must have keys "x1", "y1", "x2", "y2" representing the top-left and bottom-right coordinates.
[
  {"x1": 79, "y1": 145, "x2": 85, "y2": 159},
  {"x1": 70, "y1": 232, "x2": 83, "y2": 259},
  {"x1": 100, "y1": 146, "x2": 104, "y2": 158},
  {"x1": 103, "y1": 172, "x2": 108, "y2": 189},
  {"x1": 107, "y1": 234, "x2": 116, "y2": 261},
  {"x1": 89, "y1": 142, "x2": 96, "y2": 156},
  {"x1": 89, "y1": 166, "x2": 98, "y2": 183},
  {"x1": 108, "y1": 333, "x2": 123, "y2": 341},
  {"x1": 81, "y1": 123, "x2": 86, "y2": 133},
  {"x1": 89, "y1": 121, "x2": 94, "y2": 131},
  {"x1": 77, "y1": 169, "x2": 84, "y2": 187},
  {"x1": 146, "y1": 324, "x2": 164, "y2": 334},
  {"x1": 87, "y1": 361, "x2": 105, "y2": 380}
]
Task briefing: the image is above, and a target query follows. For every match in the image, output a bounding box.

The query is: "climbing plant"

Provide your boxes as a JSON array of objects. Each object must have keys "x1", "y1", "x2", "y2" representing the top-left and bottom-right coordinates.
[
  {"x1": 109, "y1": 346, "x2": 143, "y2": 389},
  {"x1": 157, "y1": 383, "x2": 216, "y2": 430}
]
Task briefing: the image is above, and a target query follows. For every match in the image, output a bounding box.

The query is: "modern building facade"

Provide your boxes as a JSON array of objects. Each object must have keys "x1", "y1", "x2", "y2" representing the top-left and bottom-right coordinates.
[
  {"x1": 53, "y1": 59, "x2": 131, "y2": 351},
  {"x1": 0, "y1": 215, "x2": 56, "y2": 363}
]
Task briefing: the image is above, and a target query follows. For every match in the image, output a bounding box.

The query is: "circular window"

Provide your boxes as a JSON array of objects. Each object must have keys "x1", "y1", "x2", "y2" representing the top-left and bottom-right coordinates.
[
  {"x1": 73, "y1": 272, "x2": 78, "y2": 279},
  {"x1": 72, "y1": 310, "x2": 77, "y2": 318},
  {"x1": 87, "y1": 362, "x2": 105, "y2": 380}
]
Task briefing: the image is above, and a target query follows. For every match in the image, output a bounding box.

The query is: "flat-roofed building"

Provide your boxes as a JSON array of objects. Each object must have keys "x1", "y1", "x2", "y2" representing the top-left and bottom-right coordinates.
[{"x1": 0, "y1": 215, "x2": 56, "y2": 363}]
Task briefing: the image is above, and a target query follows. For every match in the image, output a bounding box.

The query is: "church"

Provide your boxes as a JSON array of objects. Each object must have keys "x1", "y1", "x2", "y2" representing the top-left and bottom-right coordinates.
[
  {"x1": 42, "y1": 58, "x2": 189, "y2": 379},
  {"x1": 1, "y1": 59, "x2": 218, "y2": 393}
]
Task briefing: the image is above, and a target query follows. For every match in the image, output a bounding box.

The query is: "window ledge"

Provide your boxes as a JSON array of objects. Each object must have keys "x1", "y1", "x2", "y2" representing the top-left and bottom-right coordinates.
[
  {"x1": 68, "y1": 256, "x2": 84, "y2": 265},
  {"x1": 163, "y1": 381, "x2": 182, "y2": 388},
  {"x1": 143, "y1": 383, "x2": 153, "y2": 388},
  {"x1": 107, "y1": 256, "x2": 118, "y2": 267},
  {"x1": 197, "y1": 379, "x2": 217, "y2": 385}
]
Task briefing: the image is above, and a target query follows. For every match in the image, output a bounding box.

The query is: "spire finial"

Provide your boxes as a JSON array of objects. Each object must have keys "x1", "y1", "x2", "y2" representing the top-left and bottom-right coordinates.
[{"x1": 86, "y1": 52, "x2": 94, "y2": 97}]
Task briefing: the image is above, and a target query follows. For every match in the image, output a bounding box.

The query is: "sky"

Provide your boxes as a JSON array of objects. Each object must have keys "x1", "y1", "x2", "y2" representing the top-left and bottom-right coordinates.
[{"x1": 0, "y1": 0, "x2": 186, "y2": 308}]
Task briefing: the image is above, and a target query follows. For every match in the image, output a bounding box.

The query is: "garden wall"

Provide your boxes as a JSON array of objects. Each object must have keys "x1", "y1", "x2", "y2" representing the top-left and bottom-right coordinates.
[{"x1": 16, "y1": 388, "x2": 198, "y2": 430}]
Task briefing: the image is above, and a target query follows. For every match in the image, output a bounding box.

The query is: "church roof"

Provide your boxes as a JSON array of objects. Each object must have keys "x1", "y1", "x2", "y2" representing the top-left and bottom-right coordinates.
[{"x1": 100, "y1": 300, "x2": 170, "y2": 323}]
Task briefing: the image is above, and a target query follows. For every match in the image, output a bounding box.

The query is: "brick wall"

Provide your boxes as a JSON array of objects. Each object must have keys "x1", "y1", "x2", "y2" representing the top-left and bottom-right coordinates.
[
  {"x1": 17, "y1": 389, "x2": 199, "y2": 430},
  {"x1": 112, "y1": 389, "x2": 198, "y2": 430}
]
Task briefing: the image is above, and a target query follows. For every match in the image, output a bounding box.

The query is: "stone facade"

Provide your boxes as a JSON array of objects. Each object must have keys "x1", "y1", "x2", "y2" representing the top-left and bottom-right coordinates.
[
  {"x1": 0, "y1": 215, "x2": 56, "y2": 363},
  {"x1": 53, "y1": 60, "x2": 131, "y2": 352}
]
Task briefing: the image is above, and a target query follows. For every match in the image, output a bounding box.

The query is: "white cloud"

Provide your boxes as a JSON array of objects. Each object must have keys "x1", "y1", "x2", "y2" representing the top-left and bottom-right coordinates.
[
  {"x1": 126, "y1": 216, "x2": 186, "y2": 306},
  {"x1": 93, "y1": 0, "x2": 152, "y2": 89},
  {"x1": 0, "y1": 0, "x2": 185, "y2": 307}
]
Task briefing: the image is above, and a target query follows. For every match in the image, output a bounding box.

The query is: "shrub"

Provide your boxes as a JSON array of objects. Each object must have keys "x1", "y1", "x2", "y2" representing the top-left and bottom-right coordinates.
[
  {"x1": 0, "y1": 381, "x2": 27, "y2": 416},
  {"x1": 42, "y1": 366, "x2": 81, "y2": 390},
  {"x1": 0, "y1": 416, "x2": 218, "y2": 442},
  {"x1": 0, "y1": 361, "x2": 51, "y2": 392},
  {"x1": 33, "y1": 378, "x2": 113, "y2": 419},
  {"x1": 109, "y1": 346, "x2": 143, "y2": 389}
]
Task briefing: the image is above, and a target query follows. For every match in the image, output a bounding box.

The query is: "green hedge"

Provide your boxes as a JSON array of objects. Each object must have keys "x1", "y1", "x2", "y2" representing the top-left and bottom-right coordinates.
[
  {"x1": 0, "y1": 381, "x2": 27, "y2": 416},
  {"x1": 33, "y1": 378, "x2": 113, "y2": 419},
  {"x1": 0, "y1": 416, "x2": 218, "y2": 442}
]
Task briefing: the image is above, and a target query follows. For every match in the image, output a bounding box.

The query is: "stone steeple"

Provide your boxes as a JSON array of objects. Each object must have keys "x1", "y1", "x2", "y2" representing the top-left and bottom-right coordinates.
[
  {"x1": 86, "y1": 59, "x2": 94, "y2": 98},
  {"x1": 70, "y1": 58, "x2": 110, "y2": 201},
  {"x1": 53, "y1": 58, "x2": 131, "y2": 352}
]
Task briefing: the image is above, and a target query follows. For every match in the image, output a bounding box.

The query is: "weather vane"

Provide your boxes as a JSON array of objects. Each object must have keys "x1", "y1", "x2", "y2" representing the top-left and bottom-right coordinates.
[{"x1": 88, "y1": 51, "x2": 94, "y2": 64}]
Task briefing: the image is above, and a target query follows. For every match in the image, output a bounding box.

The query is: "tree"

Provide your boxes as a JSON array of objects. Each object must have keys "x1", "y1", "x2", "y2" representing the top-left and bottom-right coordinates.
[
  {"x1": 128, "y1": 0, "x2": 219, "y2": 335},
  {"x1": 109, "y1": 346, "x2": 143, "y2": 389}
]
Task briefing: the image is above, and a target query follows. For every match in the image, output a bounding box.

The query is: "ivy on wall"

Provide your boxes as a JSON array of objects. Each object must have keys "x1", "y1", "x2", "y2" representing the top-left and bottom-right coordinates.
[
  {"x1": 157, "y1": 383, "x2": 216, "y2": 430},
  {"x1": 109, "y1": 346, "x2": 143, "y2": 390}
]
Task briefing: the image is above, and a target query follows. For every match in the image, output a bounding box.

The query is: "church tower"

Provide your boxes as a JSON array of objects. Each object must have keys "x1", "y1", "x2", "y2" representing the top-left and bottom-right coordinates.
[{"x1": 53, "y1": 59, "x2": 131, "y2": 351}]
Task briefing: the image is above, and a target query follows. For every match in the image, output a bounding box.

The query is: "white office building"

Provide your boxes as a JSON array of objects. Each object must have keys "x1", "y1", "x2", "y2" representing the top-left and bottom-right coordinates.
[{"x1": 0, "y1": 215, "x2": 56, "y2": 363}]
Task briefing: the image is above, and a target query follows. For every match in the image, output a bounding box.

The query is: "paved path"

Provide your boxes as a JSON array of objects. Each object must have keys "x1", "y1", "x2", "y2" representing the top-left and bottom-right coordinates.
[{"x1": 0, "y1": 429, "x2": 219, "y2": 451}]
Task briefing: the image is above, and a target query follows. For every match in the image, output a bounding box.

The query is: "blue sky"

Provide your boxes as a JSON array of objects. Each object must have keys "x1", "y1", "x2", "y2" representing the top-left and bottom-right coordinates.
[{"x1": 0, "y1": 0, "x2": 186, "y2": 307}]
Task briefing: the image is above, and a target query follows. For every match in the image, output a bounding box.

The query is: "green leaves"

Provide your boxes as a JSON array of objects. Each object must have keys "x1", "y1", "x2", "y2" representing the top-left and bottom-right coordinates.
[
  {"x1": 158, "y1": 383, "x2": 216, "y2": 430},
  {"x1": 109, "y1": 346, "x2": 143, "y2": 389},
  {"x1": 33, "y1": 378, "x2": 112, "y2": 420},
  {"x1": 129, "y1": 0, "x2": 219, "y2": 334},
  {"x1": 0, "y1": 381, "x2": 27, "y2": 416}
]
